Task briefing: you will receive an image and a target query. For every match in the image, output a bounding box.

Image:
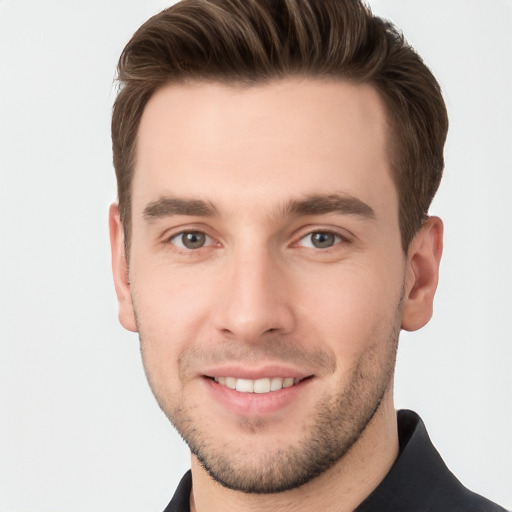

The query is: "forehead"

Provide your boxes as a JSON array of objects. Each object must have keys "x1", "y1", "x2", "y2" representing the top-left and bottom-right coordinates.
[{"x1": 133, "y1": 78, "x2": 396, "y2": 220}]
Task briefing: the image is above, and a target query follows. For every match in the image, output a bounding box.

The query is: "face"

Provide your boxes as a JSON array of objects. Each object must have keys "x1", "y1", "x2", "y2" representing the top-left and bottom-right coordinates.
[{"x1": 111, "y1": 79, "x2": 435, "y2": 493}]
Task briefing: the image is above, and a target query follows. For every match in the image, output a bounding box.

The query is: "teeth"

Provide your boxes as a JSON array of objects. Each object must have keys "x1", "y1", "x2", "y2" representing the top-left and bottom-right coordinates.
[
  {"x1": 270, "y1": 377, "x2": 283, "y2": 391},
  {"x1": 283, "y1": 377, "x2": 294, "y2": 388},
  {"x1": 213, "y1": 376, "x2": 300, "y2": 393},
  {"x1": 253, "y1": 378, "x2": 270, "y2": 394},
  {"x1": 235, "y1": 378, "x2": 254, "y2": 393},
  {"x1": 225, "y1": 377, "x2": 236, "y2": 390}
]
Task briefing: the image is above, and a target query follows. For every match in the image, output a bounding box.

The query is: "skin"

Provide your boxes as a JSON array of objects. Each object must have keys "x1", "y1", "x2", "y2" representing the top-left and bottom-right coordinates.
[{"x1": 110, "y1": 79, "x2": 443, "y2": 512}]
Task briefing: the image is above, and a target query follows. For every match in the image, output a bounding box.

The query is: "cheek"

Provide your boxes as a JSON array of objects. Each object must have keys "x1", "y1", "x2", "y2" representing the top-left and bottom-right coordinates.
[
  {"x1": 130, "y1": 262, "x2": 218, "y2": 384},
  {"x1": 294, "y1": 259, "x2": 404, "y2": 361},
  {"x1": 131, "y1": 255, "x2": 215, "y2": 327}
]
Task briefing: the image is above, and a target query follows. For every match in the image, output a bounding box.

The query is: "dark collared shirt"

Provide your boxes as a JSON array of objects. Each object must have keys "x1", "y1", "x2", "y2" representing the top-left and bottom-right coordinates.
[{"x1": 163, "y1": 410, "x2": 507, "y2": 512}]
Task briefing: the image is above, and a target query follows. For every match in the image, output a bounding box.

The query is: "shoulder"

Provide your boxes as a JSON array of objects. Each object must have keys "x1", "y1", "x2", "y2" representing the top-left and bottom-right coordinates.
[
  {"x1": 162, "y1": 471, "x2": 192, "y2": 512},
  {"x1": 356, "y1": 410, "x2": 508, "y2": 512}
]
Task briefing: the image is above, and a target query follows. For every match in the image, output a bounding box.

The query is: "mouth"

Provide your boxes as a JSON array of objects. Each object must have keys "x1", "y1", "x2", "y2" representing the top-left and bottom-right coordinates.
[
  {"x1": 208, "y1": 376, "x2": 306, "y2": 394},
  {"x1": 203, "y1": 372, "x2": 314, "y2": 416}
]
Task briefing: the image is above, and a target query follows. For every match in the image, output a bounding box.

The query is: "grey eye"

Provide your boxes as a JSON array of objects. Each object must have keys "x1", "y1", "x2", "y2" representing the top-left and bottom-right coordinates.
[
  {"x1": 311, "y1": 232, "x2": 336, "y2": 248},
  {"x1": 299, "y1": 231, "x2": 341, "y2": 249},
  {"x1": 172, "y1": 231, "x2": 209, "y2": 249}
]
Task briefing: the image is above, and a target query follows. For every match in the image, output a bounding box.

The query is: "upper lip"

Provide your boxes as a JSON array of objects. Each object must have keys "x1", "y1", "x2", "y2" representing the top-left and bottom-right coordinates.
[{"x1": 200, "y1": 364, "x2": 312, "y2": 380}]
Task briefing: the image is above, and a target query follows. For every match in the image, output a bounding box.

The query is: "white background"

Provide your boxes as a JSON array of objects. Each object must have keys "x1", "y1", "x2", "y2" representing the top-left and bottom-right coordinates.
[{"x1": 0, "y1": 1, "x2": 511, "y2": 510}]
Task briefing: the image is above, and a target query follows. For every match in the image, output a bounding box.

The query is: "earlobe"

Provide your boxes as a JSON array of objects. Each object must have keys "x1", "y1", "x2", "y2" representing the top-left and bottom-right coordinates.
[
  {"x1": 109, "y1": 203, "x2": 138, "y2": 332},
  {"x1": 401, "y1": 216, "x2": 443, "y2": 332}
]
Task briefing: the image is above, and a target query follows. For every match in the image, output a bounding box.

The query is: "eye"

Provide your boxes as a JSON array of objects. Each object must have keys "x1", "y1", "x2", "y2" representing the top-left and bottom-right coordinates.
[
  {"x1": 169, "y1": 231, "x2": 212, "y2": 250},
  {"x1": 298, "y1": 231, "x2": 343, "y2": 249}
]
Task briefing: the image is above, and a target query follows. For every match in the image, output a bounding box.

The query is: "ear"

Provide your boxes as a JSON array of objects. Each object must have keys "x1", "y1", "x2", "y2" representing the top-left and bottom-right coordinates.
[
  {"x1": 401, "y1": 216, "x2": 443, "y2": 332},
  {"x1": 109, "y1": 203, "x2": 137, "y2": 332}
]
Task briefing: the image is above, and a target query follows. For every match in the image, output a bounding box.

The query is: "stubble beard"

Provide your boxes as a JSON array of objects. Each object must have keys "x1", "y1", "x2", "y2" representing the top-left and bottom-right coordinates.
[
  {"x1": 137, "y1": 304, "x2": 401, "y2": 494},
  {"x1": 134, "y1": 274, "x2": 405, "y2": 494},
  {"x1": 182, "y1": 337, "x2": 397, "y2": 494}
]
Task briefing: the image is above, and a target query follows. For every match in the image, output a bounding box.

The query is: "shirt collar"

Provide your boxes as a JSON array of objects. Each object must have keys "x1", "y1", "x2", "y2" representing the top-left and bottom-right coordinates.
[{"x1": 163, "y1": 410, "x2": 504, "y2": 512}]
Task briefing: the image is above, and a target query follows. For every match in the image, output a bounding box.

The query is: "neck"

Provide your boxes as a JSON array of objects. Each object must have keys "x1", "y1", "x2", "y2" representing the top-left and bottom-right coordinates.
[{"x1": 190, "y1": 392, "x2": 399, "y2": 512}]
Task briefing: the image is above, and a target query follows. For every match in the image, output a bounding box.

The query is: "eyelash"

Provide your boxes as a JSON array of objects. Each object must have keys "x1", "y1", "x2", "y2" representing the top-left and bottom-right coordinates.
[
  {"x1": 164, "y1": 228, "x2": 350, "y2": 252},
  {"x1": 295, "y1": 230, "x2": 346, "y2": 250},
  {"x1": 165, "y1": 230, "x2": 215, "y2": 251}
]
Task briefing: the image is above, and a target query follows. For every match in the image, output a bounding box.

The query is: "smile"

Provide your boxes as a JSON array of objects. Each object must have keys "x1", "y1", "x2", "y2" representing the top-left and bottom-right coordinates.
[{"x1": 212, "y1": 376, "x2": 302, "y2": 393}]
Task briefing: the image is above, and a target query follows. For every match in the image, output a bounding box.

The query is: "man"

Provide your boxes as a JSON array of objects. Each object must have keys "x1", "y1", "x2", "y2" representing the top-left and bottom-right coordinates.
[{"x1": 108, "y1": 1, "x2": 507, "y2": 511}]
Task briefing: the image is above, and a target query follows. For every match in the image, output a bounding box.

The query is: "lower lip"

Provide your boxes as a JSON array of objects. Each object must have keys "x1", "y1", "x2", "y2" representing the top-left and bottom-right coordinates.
[{"x1": 203, "y1": 377, "x2": 312, "y2": 417}]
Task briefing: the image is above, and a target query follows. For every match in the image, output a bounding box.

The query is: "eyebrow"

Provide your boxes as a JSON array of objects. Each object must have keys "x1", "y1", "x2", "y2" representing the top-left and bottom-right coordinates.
[
  {"x1": 143, "y1": 197, "x2": 219, "y2": 221},
  {"x1": 282, "y1": 194, "x2": 376, "y2": 220},
  {"x1": 142, "y1": 193, "x2": 375, "y2": 222}
]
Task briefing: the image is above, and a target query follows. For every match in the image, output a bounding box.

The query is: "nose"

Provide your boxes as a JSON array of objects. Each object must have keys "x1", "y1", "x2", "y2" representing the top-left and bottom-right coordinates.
[{"x1": 212, "y1": 245, "x2": 296, "y2": 343}]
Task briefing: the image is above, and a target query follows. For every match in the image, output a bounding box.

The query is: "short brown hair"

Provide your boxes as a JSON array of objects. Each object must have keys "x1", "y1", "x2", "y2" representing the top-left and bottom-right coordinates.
[{"x1": 112, "y1": 0, "x2": 448, "y2": 251}]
